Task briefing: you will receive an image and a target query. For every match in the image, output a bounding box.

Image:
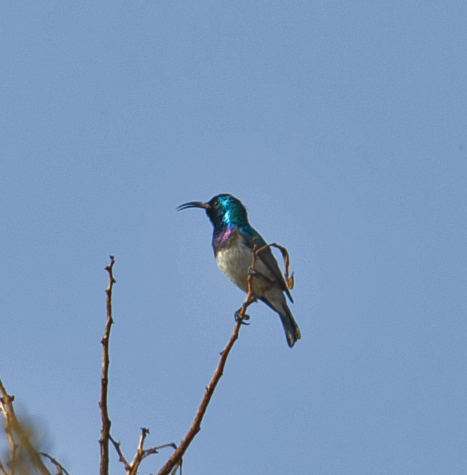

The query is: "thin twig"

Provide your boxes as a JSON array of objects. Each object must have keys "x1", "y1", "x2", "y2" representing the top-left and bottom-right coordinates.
[
  {"x1": 255, "y1": 242, "x2": 294, "y2": 289},
  {"x1": 39, "y1": 452, "x2": 71, "y2": 475},
  {"x1": 109, "y1": 435, "x2": 130, "y2": 470},
  {"x1": 99, "y1": 256, "x2": 116, "y2": 475}
]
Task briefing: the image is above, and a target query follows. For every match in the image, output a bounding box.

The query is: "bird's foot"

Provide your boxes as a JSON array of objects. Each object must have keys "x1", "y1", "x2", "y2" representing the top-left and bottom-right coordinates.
[{"x1": 235, "y1": 309, "x2": 250, "y2": 325}]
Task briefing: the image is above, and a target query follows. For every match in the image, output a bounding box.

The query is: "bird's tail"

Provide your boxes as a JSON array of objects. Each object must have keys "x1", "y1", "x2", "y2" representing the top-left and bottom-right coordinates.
[
  {"x1": 279, "y1": 303, "x2": 301, "y2": 348},
  {"x1": 260, "y1": 295, "x2": 301, "y2": 348}
]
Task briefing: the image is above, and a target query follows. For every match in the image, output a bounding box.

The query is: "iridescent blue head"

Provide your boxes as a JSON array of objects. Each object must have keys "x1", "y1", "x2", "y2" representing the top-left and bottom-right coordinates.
[{"x1": 177, "y1": 194, "x2": 250, "y2": 229}]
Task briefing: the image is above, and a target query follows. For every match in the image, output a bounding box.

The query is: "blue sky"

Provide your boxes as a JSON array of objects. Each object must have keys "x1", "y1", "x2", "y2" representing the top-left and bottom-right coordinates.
[{"x1": 1, "y1": 1, "x2": 466, "y2": 474}]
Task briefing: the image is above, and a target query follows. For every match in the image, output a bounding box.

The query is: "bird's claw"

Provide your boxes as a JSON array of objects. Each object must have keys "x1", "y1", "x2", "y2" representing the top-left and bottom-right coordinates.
[{"x1": 235, "y1": 310, "x2": 250, "y2": 325}]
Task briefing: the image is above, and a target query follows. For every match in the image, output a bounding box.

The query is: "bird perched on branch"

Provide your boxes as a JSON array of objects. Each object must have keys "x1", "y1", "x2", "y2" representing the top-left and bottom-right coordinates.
[{"x1": 177, "y1": 194, "x2": 301, "y2": 348}]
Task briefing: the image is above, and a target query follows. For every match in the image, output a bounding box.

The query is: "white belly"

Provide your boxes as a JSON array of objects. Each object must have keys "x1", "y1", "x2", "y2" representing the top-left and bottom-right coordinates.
[
  {"x1": 215, "y1": 240, "x2": 275, "y2": 297},
  {"x1": 216, "y1": 240, "x2": 253, "y2": 292}
]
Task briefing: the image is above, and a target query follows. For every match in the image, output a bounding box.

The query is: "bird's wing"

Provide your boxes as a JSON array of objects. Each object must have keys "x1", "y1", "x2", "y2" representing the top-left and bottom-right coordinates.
[{"x1": 240, "y1": 226, "x2": 294, "y2": 303}]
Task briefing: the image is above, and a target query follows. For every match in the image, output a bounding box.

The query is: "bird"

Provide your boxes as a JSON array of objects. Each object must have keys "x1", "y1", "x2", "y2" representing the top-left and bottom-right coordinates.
[{"x1": 177, "y1": 193, "x2": 301, "y2": 348}]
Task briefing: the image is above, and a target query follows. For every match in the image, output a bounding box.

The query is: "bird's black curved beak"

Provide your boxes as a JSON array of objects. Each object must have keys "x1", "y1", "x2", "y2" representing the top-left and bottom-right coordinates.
[{"x1": 176, "y1": 201, "x2": 211, "y2": 211}]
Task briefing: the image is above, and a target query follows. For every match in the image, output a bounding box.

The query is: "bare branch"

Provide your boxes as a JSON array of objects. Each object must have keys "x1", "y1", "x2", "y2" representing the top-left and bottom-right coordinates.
[
  {"x1": 155, "y1": 241, "x2": 281, "y2": 475},
  {"x1": 100, "y1": 256, "x2": 177, "y2": 475},
  {"x1": 156, "y1": 313, "x2": 249, "y2": 475},
  {"x1": 156, "y1": 242, "x2": 292, "y2": 474},
  {"x1": 99, "y1": 255, "x2": 116, "y2": 475},
  {"x1": 0, "y1": 377, "x2": 52, "y2": 475}
]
